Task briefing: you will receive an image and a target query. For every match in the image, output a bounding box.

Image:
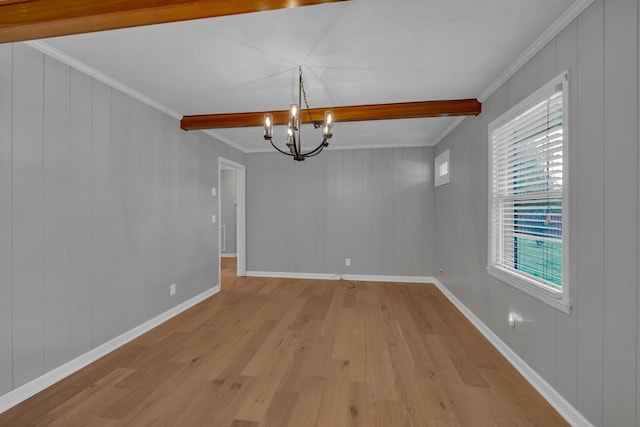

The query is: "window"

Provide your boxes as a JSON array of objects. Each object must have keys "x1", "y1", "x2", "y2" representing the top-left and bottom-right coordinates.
[
  {"x1": 487, "y1": 72, "x2": 570, "y2": 313},
  {"x1": 435, "y1": 149, "x2": 450, "y2": 187}
]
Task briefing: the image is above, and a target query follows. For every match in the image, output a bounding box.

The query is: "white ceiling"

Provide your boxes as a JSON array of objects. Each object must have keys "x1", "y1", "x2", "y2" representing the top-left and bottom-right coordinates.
[{"x1": 39, "y1": 0, "x2": 577, "y2": 152}]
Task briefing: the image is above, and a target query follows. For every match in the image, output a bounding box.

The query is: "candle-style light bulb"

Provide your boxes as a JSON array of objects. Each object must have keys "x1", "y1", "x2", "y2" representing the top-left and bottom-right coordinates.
[
  {"x1": 287, "y1": 126, "x2": 294, "y2": 146},
  {"x1": 264, "y1": 114, "x2": 273, "y2": 140},
  {"x1": 289, "y1": 103, "x2": 299, "y2": 130},
  {"x1": 323, "y1": 111, "x2": 334, "y2": 138}
]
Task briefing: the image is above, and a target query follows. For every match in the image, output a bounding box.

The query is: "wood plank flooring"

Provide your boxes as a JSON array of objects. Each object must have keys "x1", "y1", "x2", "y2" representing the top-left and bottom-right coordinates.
[{"x1": 0, "y1": 258, "x2": 567, "y2": 426}]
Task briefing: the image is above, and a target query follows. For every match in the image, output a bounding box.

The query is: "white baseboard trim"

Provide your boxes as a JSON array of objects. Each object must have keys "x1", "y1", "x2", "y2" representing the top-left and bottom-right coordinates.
[
  {"x1": 430, "y1": 278, "x2": 592, "y2": 427},
  {"x1": 245, "y1": 271, "x2": 436, "y2": 283},
  {"x1": 246, "y1": 271, "x2": 338, "y2": 280},
  {"x1": 221, "y1": 253, "x2": 238, "y2": 258},
  {"x1": 343, "y1": 274, "x2": 434, "y2": 283},
  {"x1": 0, "y1": 284, "x2": 221, "y2": 415}
]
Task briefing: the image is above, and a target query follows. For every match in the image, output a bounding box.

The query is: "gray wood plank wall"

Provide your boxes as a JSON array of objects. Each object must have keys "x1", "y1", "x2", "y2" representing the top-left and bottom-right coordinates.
[
  {"x1": 0, "y1": 44, "x2": 12, "y2": 396},
  {"x1": 12, "y1": 43, "x2": 45, "y2": 388},
  {"x1": 246, "y1": 147, "x2": 435, "y2": 277},
  {"x1": 0, "y1": 43, "x2": 244, "y2": 394},
  {"x1": 434, "y1": 0, "x2": 638, "y2": 425}
]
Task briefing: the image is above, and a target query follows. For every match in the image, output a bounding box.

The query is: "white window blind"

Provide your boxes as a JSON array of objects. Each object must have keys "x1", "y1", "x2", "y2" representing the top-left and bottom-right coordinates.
[{"x1": 488, "y1": 72, "x2": 570, "y2": 312}]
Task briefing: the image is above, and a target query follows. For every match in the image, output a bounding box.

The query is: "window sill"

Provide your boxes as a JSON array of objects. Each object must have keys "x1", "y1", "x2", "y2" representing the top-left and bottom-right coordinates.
[{"x1": 486, "y1": 265, "x2": 571, "y2": 314}]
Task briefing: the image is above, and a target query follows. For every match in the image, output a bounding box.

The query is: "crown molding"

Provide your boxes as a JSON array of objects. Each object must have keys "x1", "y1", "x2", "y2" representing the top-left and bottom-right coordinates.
[
  {"x1": 324, "y1": 141, "x2": 436, "y2": 150},
  {"x1": 24, "y1": 40, "x2": 182, "y2": 120},
  {"x1": 436, "y1": 0, "x2": 594, "y2": 145},
  {"x1": 242, "y1": 141, "x2": 435, "y2": 154},
  {"x1": 479, "y1": 0, "x2": 593, "y2": 103}
]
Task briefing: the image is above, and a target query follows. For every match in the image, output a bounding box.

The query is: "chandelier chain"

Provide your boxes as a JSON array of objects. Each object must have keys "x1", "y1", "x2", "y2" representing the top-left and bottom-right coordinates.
[{"x1": 299, "y1": 68, "x2": 316, "y2": 126}]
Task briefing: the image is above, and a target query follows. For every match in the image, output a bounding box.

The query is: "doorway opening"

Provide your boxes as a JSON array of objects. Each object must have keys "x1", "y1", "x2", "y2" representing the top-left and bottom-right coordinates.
[{"x1": 218, "y1": 157, "x2": 246, "y2": 287}]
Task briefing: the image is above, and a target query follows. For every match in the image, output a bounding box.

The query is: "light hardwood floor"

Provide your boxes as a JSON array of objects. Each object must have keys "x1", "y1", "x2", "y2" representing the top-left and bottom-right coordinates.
[{"x1": 0, "y1": 258, "x2": 567, "y2": 426}]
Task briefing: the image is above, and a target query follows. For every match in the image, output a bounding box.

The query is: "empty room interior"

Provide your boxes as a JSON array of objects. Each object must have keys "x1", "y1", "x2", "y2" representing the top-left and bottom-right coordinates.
[{"x1": 0, "y1": 0, "x2": 637, "y2": 425}]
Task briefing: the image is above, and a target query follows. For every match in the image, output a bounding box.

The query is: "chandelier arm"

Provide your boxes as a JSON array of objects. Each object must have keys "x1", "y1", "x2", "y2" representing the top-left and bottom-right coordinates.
[
  {"x1": 269, "y1": 139, "x2": 295, "y2": 157},
  {"x1": 302, "y1": 144, "x2": 327, "y2": 158},
  {"x1": 303, "y1": 144, "x2": 325, "y2": 157},
  {"x1": 299, "y1": 138, "x2": 328, "y2": 157},
  {"x1": 303, "y1": 148, "x2": 325, "y2": 158}
]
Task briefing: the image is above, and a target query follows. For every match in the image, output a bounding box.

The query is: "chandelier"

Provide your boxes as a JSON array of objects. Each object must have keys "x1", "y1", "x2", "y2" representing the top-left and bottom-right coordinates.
[{"x1": 263, "y1": 67, "x2": 334, "y2": 161}]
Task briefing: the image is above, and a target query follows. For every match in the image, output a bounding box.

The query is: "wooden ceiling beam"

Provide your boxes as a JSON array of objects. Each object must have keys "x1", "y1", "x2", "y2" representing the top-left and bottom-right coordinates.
[
  {"x1": 180, "y1": 99, "x2": 482, "y2": 130},
  {"x1": 0, "y1": 0, "x2": 348, "y2": 43}
]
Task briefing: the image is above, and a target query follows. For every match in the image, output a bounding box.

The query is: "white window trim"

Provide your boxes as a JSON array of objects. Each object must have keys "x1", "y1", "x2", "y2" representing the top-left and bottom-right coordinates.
[
  {"x1": 435, "y1": 149, "x2": 450, "y2": 187},
  {"x1": 487, "y1": 71, "x2": 571, "y2": 314}
]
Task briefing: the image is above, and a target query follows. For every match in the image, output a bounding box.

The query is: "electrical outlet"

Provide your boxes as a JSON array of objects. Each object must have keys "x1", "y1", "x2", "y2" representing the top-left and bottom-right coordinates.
[
  {"x1": 508, "y1": 312, "x2": 522, "y2": 329},
  {"x1": 170, "y1": 283, "x2": 176, "y2": 296},
  {"x1": 345, "y1": 258, "x2": 351, "y2": 267},
  {"x1": 438, "y1": 267, "x2": 443, "y2": 274}
]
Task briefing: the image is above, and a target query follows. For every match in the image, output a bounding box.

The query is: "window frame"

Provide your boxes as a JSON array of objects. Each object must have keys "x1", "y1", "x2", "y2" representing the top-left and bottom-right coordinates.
[{"x1": 487, "y1": 71, "x2": 571, "y2": 314}]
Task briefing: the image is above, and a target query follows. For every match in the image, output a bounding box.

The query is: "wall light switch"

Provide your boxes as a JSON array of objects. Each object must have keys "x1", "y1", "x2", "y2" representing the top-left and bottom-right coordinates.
[
  {"x1": 212, "y1": 215, "x2": 216, "y2": 224},
  {"x1": 170, "y1": 283, "x2": 176, "y2": 296},
  {"x1": 212, "y1": 187, "x2": 217, "y2": 197}
]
